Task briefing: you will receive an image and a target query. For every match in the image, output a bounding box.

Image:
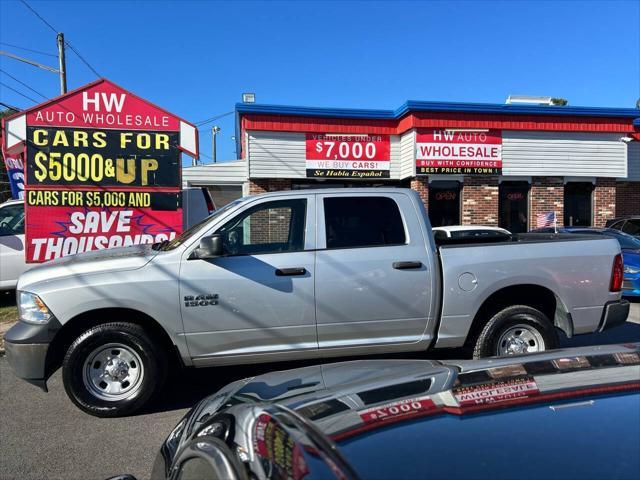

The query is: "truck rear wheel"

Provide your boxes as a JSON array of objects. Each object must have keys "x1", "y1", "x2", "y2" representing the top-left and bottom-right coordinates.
[
  {"x1": 62, "y1": 322, "x2": 166, "y2": 417},
  {"x1": 472, "y1": 305, "x2": 558, "y2": 359}
]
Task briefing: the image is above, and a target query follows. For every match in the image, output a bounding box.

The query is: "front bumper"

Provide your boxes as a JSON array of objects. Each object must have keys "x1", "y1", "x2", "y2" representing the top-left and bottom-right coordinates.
[
  {"x1": 4, "y1": 318, "x2": 62, "y2": 392},
  {"x1": 598, "y1": 300, "x2": 630, "y2": 332}
]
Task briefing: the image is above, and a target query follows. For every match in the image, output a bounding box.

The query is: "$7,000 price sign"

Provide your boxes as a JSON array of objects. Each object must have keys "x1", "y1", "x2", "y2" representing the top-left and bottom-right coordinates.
[{"x1": 305, "y1": 133, "x2": 390, "y2": 178}]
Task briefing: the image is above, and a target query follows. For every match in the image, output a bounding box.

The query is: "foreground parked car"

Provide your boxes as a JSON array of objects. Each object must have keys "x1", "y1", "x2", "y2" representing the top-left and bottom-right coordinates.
[
  {"x1": 531, "y1": 227, "x2": 640, "y2": 297},
  {"x1": 110, "y1": 344, "x2": 640, "y2": 480},
  {"x1": 5, "y1": 188, "x2": 629, "y2": 416}
]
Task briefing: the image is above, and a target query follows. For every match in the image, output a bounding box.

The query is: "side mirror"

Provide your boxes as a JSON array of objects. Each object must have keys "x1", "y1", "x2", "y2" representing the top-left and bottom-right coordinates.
[{"x1": 194, "y1": 234, "x2": 223, "y2": 259}]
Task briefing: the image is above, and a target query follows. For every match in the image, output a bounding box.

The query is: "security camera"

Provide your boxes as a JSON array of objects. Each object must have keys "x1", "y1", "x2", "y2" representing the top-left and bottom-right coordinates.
[{"x1": 620, "y1": 136, "x2": 634, "y2": 143}]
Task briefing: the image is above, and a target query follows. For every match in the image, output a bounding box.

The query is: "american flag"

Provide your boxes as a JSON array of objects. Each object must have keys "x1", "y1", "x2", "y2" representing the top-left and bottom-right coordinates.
[{"x1": 536, "y1": 212, "x2": 556, "y2": 228}]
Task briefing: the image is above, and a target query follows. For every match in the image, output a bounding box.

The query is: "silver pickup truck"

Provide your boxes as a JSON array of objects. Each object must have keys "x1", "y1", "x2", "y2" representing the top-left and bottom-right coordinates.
[{"x1": 4, "y1": 188, "x2": 629, "y2": 417}]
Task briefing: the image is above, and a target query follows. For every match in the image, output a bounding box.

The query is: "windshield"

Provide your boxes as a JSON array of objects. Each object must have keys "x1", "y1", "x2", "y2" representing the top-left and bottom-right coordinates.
[
  {"x1": 0, "y1": 202, "x2": 25, "y2": 237},
  {"x1": 158, "y1": 199, "x2": 243, "y2": 251}
]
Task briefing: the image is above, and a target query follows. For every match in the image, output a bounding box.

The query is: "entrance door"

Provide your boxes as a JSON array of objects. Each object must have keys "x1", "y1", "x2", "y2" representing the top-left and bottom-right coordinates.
[
  {"x1": 564, "y1": 182, "x2": 594, "y2": 226},
  {"x1": 180, "y1": 195, "x2": 317, "y2": 362},
  {"x1": 315, "y1": 193, "x2": 433, "y2": 349},
  {"x1": 428, "y1": 181, "x2": 461, "y2": 227},
  {"x1": 499, "y1": 181, "x2": 529, "y2": 233}
]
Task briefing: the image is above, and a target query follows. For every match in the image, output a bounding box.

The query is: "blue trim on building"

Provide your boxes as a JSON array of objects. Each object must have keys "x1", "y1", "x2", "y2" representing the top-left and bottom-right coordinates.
[
  {"x1": 236, "y1": 100, "x2": 640, "y2": 120},
  {"x1": 234, "y1": 101, "x2": 640, "y2": 158}
]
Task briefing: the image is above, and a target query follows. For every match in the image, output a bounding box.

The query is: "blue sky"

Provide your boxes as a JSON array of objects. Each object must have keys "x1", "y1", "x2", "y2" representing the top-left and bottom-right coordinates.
[{"x1": 1, "y1": 0, "x2": 639, "y2": 164}]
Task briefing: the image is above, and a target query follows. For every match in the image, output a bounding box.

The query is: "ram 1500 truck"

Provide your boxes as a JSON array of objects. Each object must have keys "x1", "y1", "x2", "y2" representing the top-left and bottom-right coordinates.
[{"x1": 4, "y1": 188, "x2": 629, "y2": 417}]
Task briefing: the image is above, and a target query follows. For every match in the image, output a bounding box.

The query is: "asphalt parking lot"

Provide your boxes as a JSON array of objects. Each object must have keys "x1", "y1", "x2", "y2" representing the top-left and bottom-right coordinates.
[{"x1": 1, "y1": 301, "x2": 639, "y2": 480}]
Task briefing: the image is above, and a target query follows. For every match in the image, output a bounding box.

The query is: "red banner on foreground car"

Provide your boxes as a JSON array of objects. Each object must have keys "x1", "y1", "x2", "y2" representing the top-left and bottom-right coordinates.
[
  {"x1": 1, "y1": 78, "x2": 199, "y2": 262},
  {"x1": 416, "y1": 129, "x2": 502, "y2": 175}
]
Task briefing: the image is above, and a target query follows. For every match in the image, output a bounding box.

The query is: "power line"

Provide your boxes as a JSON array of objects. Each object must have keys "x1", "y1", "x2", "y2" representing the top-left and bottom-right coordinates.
[
  {"x1": 20, "y1": 0, "x2": 101, "y2": 78},
  {"x1": 0, "y1": 81, "x2": 39, "y2": 103},
  {"x1": 0, "y1": 101, "x2": 23, "y2": 111},
  {"x1": 19, "y1": 0, "x2": 58, "y2": 34},
  {"x1": 0, "y1": 42, "x2": 57, "y2": 58},
  {"x1": 196, "y1": 110, "x2": 234, "y2": 126},
  {"x1": 64, "y1": 41, "x2": 100, "y2": 78},
  {"x1": 0, "y1": 68, "x2": 48, "y2": 99}
]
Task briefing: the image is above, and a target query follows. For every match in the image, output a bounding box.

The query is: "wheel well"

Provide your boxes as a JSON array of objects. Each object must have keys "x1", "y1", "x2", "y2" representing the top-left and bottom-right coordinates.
[
  {"x1": 45, "y1": 308, "x2": 180, "y2": 379},
  {"x1": 465, "y1": 285, "x2": 563, "y2": 347}
]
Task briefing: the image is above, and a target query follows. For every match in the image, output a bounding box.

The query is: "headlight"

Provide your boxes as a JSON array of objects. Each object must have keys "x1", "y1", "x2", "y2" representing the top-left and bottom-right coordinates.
[
  {"x1": 18, "y1": 291, "x2": 53, "y2": 324},
  {"x1": 624, "y1": 265, "x2": 640, "y2": 274}
]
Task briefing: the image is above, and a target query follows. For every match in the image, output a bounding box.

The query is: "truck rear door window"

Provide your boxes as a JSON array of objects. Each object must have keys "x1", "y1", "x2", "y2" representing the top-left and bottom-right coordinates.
[{"x1": 324, "y1": 197, "x2": 405, "y2": 249}]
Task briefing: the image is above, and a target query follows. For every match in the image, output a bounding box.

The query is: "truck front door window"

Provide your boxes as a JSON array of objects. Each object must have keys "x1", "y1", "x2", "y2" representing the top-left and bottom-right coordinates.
[
  {"x1": 217, "y1": 199, "x2": 306, "y2": 255},
  {"x1": 324, "y1": 197, "x2": 405, "y2": 249}
]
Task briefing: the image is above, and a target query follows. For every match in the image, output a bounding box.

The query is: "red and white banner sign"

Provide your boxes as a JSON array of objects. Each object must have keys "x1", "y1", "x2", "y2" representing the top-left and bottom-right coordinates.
[
  {"x1": 453, "y1": 377, "x2": 539, "y2": 407},
  {"x1": 305, "y1": 133, "x2": 390, "y2": 178},
  {"x1": 416, "y1": 129, "x2": 502, "y2": 175},
  {"x1": 26, "y1": 205, "x2": 181, "y2": 262},
  {"x1": 26, "y1": 81, "x2": 181, "y2": 132}
]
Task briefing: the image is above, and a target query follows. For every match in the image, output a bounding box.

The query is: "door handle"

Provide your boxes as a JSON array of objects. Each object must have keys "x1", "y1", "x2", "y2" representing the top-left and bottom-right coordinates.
[
  {"x1": 392, "y1": 261, "x2": 423, "y2": 270},
  {"x1": 275, "y1": 267, "x2": 307, "y2": 276}
]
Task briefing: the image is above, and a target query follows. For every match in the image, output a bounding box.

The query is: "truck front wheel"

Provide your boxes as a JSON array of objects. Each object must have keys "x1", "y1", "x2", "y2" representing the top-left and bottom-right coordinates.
[
  {"x1": 62, "y1": 322, "x2": 166, "y2": 417},
  {"x1": 472, "y1": 305, "x2": 558, "y2": 359}
]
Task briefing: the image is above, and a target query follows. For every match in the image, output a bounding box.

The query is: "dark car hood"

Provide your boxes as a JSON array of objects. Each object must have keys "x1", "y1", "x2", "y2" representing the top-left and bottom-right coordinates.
[{"x1": 162, "y1": 344, "x2": 640, "y2": 480}]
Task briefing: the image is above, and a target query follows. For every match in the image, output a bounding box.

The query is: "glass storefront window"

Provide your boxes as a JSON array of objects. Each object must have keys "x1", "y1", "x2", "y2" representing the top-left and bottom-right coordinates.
[
  {"x1": 428, "y1": 181, "x2": 461, "y2": 227},
  {"x1": 499, "y1": 181, "x2": 529, "y2": 233},
  {"x1": 564, "y1": 182, "x2": 593, "y2": 226}
]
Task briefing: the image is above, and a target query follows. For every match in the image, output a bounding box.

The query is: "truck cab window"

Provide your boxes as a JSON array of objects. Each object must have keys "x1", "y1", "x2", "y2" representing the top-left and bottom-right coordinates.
[
  {"x1": 324, "y1": 196, "x2": 405, "y2": 249},
  {"x1": 217, "y1": 199, "x2": 306, "y2": 255}
]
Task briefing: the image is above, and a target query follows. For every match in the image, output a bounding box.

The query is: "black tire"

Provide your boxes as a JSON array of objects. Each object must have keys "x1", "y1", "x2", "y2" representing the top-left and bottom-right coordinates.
[
  {"x1": 472, "y1": 305, "x2": 558, "y2": 359},
  {"x1": 62, "y1": 322, "x2": 167, "y2": 417}
]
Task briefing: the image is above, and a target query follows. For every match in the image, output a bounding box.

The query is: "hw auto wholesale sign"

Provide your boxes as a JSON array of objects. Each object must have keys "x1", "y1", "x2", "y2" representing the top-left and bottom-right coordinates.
[
  {"x1": 305, "y1": 133, "x2": 390, "y2": 178},
  {"x1": 1, "y1": 79, "x2": 198, "y2": 262},
  {"x1": 416, "y1": 129, "x2": 502, "y2": 175}
]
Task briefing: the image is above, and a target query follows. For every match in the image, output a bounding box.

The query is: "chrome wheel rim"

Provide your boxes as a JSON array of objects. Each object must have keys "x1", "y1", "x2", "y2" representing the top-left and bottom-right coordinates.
[
  {"x1": 496, "y1": 324, "x2": 545, "y2": 356},
  {"x1": 83, "y1": 343, "x2": 144, "y2": 401}
]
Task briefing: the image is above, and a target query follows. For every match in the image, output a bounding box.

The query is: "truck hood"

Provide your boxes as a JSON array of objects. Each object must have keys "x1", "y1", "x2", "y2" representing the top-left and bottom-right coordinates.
[{"x1": 17, "y1": 244, "x2": 158, "y2": 291}]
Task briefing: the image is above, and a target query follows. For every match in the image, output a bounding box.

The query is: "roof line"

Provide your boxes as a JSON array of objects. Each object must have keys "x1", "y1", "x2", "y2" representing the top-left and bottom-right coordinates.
[{"x1": 236, "y1": 100, "x2": 640, "y2": 119}]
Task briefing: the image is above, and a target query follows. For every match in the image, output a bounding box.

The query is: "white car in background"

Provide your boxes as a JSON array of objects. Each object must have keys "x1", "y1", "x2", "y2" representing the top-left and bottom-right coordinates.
[
  {"x1": 0, "y1": 199, "x2": 30, "y2": 291},
  {"x1": 432, "y1": 225, "x2": 511, "y2": 242}
]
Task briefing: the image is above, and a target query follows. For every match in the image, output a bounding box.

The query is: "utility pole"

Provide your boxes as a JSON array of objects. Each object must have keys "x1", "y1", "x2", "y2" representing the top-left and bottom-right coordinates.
[
  {"x1": 56, "y1": 32, "x2": 67, "y2": 94},
  {"x1": 212, "y1": 126, "x2": 220, "y2": 163}
]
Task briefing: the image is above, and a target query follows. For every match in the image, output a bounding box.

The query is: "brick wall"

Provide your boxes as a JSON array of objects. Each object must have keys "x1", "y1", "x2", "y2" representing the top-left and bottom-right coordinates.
[
  {"x1": 593, "y1": 177, "x2": 616, "y2": 227},
  {"x1": 530, "y1": 177, "x2": 564, "y2": 227},
  {"x1": 616, "y1": 181, "x2": 640, "y2": 217},
  {"x1": 249, "y1": 178, "x2": 292, "y2": 195},
  {"x1": 461, "y1": 176, "x2": 499, "y2": 225},
  {"x1": 410, "y1": 177, "x2": 429, "y2": 210}
]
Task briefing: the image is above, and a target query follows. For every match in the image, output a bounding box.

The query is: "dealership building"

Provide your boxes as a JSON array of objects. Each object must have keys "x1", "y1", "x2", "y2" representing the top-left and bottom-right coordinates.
[{"x1": 184, "y1": 100, "x2": 640, "y2": 231}]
